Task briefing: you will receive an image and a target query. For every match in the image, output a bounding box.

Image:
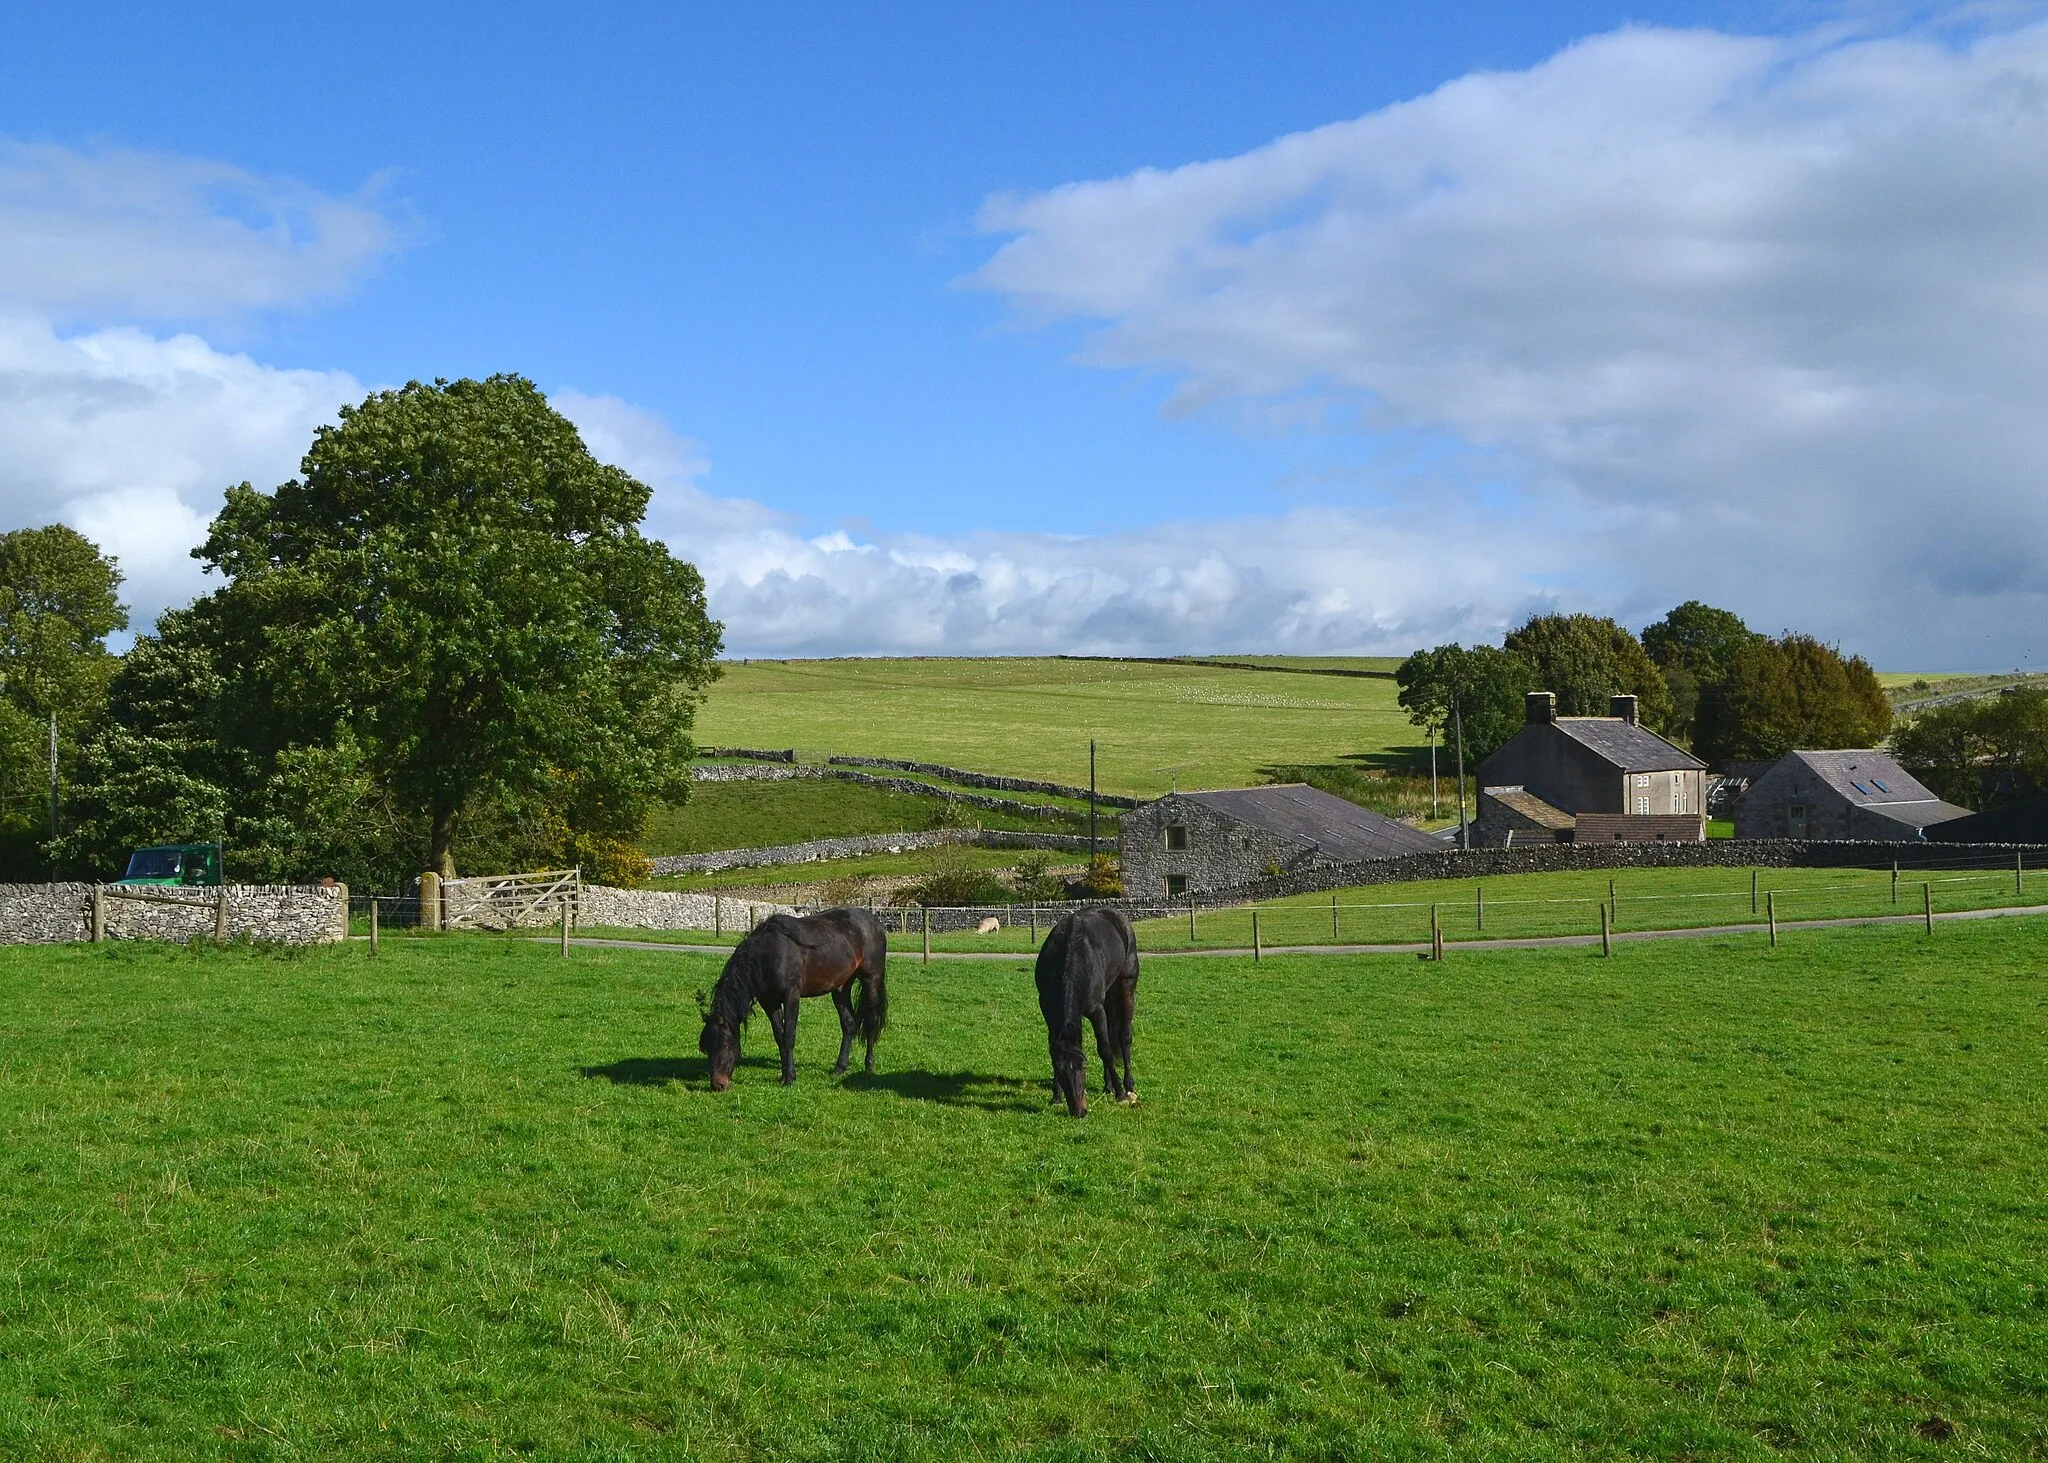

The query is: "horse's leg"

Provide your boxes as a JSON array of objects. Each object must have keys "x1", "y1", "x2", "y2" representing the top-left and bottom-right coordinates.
[
  {"x1": 1088, "y1": 1007, "x2": 1123, "y2": 1101},
  {"x1": 1113, "y1": 978, "x2": 1137, "y2": 1101},
  {"x1": 773, "y1": 995, "x2": 799, "y2": 1085},
  {"x1": 830, "y1": 984, "x2": 855, "y2": 1075}
]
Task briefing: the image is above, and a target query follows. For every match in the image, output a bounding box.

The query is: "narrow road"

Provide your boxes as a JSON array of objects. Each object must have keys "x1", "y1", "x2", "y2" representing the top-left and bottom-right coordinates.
[{"x1": 538, "y1": 899, "x2": 2048, "y2": 960}]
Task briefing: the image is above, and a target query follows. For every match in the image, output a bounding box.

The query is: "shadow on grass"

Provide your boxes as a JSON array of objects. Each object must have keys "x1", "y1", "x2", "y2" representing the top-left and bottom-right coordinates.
[
  {"x1": 580, "y1": 1056, "x2": 707, "y2": 1086},
  {"x1": 842, "y1": 1068, "x2": 1046, "y2": 1113}
]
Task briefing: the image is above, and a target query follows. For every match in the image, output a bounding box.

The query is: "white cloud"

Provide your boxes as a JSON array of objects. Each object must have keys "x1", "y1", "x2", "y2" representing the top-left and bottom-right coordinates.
[
  {"x1": 0, "y1": 312, "x2": 359, "y2": 623},
  {"x1": 0, "y1": 141, "x2": 406, "y2": 319},
  {"x1": 976, "y1": 18, "x2": 2048, "y2": 666}
]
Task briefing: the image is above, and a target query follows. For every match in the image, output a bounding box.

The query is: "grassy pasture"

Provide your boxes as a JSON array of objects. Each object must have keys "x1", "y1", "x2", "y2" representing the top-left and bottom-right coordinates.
[
  {"x1": 692, "y1": 657, "x2": 1417, "y2": 798},
  {"x1": 643, "y1": 777, "x2": 1085, "y2": 857},
  {"x1": 3, "y1": 927, "x2": 2046, "y2": 1458}
]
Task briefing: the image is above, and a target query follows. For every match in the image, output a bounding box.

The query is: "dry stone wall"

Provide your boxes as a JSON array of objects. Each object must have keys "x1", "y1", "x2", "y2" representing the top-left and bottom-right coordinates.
[
  {"x1": 828, "y1": 756, "x2": 1142, "y2": 809},
  {"x1": 0, "y1": 884, "x2": 346, "y2": 945},
  {"x1": 579, "y1": 886, "x2": 796, "y2": 931},
  {"x1": 648, "y1": 827, "x2": 1089, "y2": 877}
]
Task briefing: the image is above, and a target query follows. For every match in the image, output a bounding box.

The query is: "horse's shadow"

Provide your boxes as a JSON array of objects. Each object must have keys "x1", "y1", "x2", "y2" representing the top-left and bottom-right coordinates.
[
  {"x1": 578, "y1": 1058, "x2": 1045, "y2": 1111},
  {"x1": 580, "y1": 1055, "x2": 708, "y2": 1086},
  {"x1": 842, "y1": 1069, "x2": 1044, "y2": 1113}
]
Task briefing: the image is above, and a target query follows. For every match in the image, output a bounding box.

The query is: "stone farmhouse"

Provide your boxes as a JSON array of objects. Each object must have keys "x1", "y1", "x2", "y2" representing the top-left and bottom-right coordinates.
[
  {"x1": 1120, "y1": 784, "x2": 1443, "y2": 899},
  {"x1": 1733, "y1": 750, "x2": 1969, "y2": 841},
  {"x1": 1472, "y1": 692, "x2": 1706, "y2": 846}
]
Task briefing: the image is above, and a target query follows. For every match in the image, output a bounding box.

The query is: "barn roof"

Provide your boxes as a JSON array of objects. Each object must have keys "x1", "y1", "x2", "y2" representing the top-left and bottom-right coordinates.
[
  {"x1": 1553, "y1": 717, "x2": 1707, "y2": 773},
  {"x1": 1768, "y1": 750, "x2": 1971, "y2": 830},
  {"x1": 1180, "y1": 784, "x2": 1444, "y2": 861},
  {"x1": 1485, "y1": 787, "x2": 1577, "y2": 830}
]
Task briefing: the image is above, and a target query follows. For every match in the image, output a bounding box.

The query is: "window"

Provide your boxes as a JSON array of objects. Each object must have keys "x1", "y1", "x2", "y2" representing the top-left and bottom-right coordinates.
[
  {"x1": 1871, "y1": 778, "x2": 1892, "y2": 793},
  {"x1": 1670, "y1": 779, "x2": 1682, "y2": 813},
  {"x1": 1636, "y1": 796, "x2": 1650, "y2": 815},
  {"x1": 1635, "y1": 774, "x2": 1650, "y2": 787},
  {"x1": 1850, "y1": 781, "x2": 1871, "y2": 795},
  {"x1": 1165, "y1": 874, "x2": 1187, "y2": 898},
  {"x1": 1163, "y1": 824, "x2": 1188, "y2": 851}
]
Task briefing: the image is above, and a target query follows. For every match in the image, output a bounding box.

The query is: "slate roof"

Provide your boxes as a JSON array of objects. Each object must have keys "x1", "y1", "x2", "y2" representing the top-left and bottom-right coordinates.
[
  {"x1": 1183, "y1": 784, "x2": 1444, "y2": 861},
  {"x1": 1774, "y1": 750, "x2": 1971, "y2": 830},
  {"x1": 1485, "y1": 787, "x2": 1577, "y2": 830},
  {"x1": 1553, "y1": 717, "x2": 1707, "y2": 773}
]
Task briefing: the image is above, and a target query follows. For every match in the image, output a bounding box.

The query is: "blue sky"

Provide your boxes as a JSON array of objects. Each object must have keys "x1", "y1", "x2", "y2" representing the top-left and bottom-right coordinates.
[{"x1": 0, "y1": 2, "x2": 2041, "y2": 667}]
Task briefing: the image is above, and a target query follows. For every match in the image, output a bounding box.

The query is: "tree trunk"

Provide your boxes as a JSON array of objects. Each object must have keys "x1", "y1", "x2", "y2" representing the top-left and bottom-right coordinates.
[{"x1": 430, "y1": 805, "x2": 458, "y2": 880}]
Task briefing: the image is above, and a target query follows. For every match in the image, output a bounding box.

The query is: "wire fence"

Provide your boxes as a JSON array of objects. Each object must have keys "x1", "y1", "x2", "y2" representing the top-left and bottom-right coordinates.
[{"x1": 344, "y1": 854, "x2": 2046, "y2": 958}]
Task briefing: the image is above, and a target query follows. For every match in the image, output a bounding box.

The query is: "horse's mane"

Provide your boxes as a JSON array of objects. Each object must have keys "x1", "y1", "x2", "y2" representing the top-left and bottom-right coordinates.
[{"x1": 707, "y1": 935, "x2": 764, "y2": 1032}]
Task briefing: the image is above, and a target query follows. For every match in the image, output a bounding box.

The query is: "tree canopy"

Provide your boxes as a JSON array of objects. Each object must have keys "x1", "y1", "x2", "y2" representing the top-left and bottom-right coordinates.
[
  {"x1": 61, "y1": 376, "x2": 722, "y2": 885},
  {"x1": 1890, "y1": 686, "x2": 2048, "y2": 810},
  {"x1": 1693, "y1": 634, "x2": 1890, "y2": 765},
  {"x1": 1641, "y1": 601, "x2": 1759, "y2": 744},
  {"x1": 1503, "y1": 613, "x2": 1673, "y2": 730},
  {"x1": 1396, "y1": 643, "x2": 1538, "y2": 762},
  {"x1": 0, "y1": 526, "x2": 127, "y2": 873}
]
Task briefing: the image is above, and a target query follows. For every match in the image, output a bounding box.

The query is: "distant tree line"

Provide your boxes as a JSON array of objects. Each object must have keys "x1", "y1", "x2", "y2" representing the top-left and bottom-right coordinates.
[
  {"x1": 1397, "y1": 604, "x2": 1892, "y2": 768},
  {"x1": 3, "y1": 376, "x2": 722, "y2": 888}
]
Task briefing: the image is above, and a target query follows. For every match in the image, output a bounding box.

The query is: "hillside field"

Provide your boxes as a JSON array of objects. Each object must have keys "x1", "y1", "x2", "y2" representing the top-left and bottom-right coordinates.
[
  {"x1": 690, "y1": 656, "x2": 1414, "y2": 798},
  {"x1": 2, "y1": 924, "x2": 2044, "y2": 1457}
]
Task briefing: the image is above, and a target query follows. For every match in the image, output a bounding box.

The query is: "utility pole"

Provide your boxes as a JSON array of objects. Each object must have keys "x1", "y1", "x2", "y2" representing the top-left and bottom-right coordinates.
[
  {"x1": 1430, "y1": 724, "x2": 1439, "y2": 819},
  {"x1": 47, "y1": 712, "x2": 58, "y2": 842},
  {"x1": 1088, "y1": 739, "x2": 1098, "y2": 861},
  {"x1": 1453, "y1": 701, "x2": 1469, "y2": 850}
]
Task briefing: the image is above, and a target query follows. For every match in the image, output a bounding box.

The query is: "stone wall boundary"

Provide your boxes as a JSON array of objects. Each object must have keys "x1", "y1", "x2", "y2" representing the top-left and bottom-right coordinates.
[
  {"x1": 828, "y1": 755, "x2": 1143, "y2": 810},
  {"x1": 695, "y1": 746, "x2": 797, "y2": 762},
  {"x1": 0, "y1": 883, "x2": 347, "y2": 945},
  {"x1": 649, "y1": 827, "x2": 1091, "y2": 877}
]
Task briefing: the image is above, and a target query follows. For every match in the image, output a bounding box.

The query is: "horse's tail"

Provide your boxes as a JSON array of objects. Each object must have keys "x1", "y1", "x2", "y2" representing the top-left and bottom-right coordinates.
[{"x1": 857, "y1": 936, "x2": 888, "y2": 1048}]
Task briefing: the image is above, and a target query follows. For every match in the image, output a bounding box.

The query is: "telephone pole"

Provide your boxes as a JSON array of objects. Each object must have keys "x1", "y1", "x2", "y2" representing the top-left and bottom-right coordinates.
[{"x1": 1088, "y1": 739, "x2": 1098, "y2": 860}]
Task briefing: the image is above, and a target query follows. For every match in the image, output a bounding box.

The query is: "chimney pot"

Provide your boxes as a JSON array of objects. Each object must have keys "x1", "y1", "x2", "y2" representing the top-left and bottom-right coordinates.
[
  {"x1": 1610, "y1": 694, "x2": 1639, "y2": 726},
  {"x1": 1525, "y1": 691, "x2": 1557, "y2": 725}
]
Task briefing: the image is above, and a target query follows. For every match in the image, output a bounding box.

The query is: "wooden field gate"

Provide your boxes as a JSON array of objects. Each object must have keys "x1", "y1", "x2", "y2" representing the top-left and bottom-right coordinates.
[{"x1": 439, "y1": 869, "x2": 582, "y2": 931}]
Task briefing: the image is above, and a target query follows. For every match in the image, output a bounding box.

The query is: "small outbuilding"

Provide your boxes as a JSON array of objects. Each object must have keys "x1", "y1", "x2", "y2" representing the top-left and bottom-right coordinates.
[
  {"x1": 1471, "y1": 692, "x2": 1706, "y2": 846},
  {"x1": 1924, "y1": 794, "x2": 2048, "y2": 844},
  {"x1": 1120, "y1": 784, "x2": 1443, "y2": 899},
  {"x1": 1733, "y1": 750, "x2": 1970, "y2": 841}
]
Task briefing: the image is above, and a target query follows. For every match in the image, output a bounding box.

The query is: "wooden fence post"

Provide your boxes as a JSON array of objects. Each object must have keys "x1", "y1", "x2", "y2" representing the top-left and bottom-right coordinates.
[
  {"x1": 1476, "y1": 885, "x2": 1484, "y2": 931},
  {"x1": 1751, "y1": 868, "x2": 1758, "y2": 915},
  {"x1": 2017, "y1": 852, "x2": 2025, "y2": 897},
  {"x1": 89, "y1": 885, "x2": 103, "y2": 943},
  {"x1": 1030, "y1": 901, "x2": 1037, "y2": 943},
  {"x1": 420, "y1": 870, "x2": 441, "y2": 932},
  {"x1": 1600, "y1": 901, "x2": 1611, "y2": 957},
  {"x1": 1608, "y1": 878, "x2": 1617, "y2": 922},
  {"x1": 1331, "y1": 893, "x2": 1339, "y2": 941},
  {"x1": 215, "y1": 887, "x2": 228, "y2": 944},
  {"x1": 713, "y1": 894, "x2": 721, "y2": 938},
  {"x1": 1430, "y1": 903, "x2": 1440, "y2": 960},
  {"x1": 1924, "y1": 882, "x2": 1933, "y2": 934},
  {"x1": 1892, "y1": 861, "x2": 1899, "y2": 905},
  {"x1": 369, "y1": 896, "x2": 380, "y2": 955},
  {"x1": 1251, "y1": 909, "x2": 1261, "y2": 963},
  {"x1": 1188, "y1": 899, "x2": 1196, "y2": 944},
  {"x1": 1767, "y1": 890, "x2": 1777, "y2": 948},
  {"x1": 922, "y1": 905, "x2": 931, "y2": 964}
]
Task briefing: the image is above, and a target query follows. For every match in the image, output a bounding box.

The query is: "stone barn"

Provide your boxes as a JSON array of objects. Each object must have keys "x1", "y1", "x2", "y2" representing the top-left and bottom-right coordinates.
[
  {"x1": 1120, "y1": 784, "x2": 1442, "y2": 899},
  {"x1": 1472, "y1": 692, "x2": 1706, "y2": 846},
  {"x1": 1734, "y1": 750, "x2": 1970, "y2": 840}
]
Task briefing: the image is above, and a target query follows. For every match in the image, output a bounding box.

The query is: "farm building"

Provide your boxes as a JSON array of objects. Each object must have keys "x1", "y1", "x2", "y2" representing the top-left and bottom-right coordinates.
[
  {"x1": 1472, "y1": 692, "x2": 1706, "y2": 846},
  {"x1": 1734, "y1": 751, "x2": 1970, "y2": 840},
  {"x1": 1924, "y1": 794, "x2": 2048, "y2": 844},
  {"x1": 1120, "y1": 784, "x2": 1442, "y2": 898}
]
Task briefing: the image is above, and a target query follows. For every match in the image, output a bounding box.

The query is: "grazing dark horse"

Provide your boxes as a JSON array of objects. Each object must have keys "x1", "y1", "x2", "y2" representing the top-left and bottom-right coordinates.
[
  {"x1": 1034, "y1": 907, "x2": 1139, "y2": 1117},
  {"x1": 699, "y1": 908, "x2": 888, "y2": 1091}
]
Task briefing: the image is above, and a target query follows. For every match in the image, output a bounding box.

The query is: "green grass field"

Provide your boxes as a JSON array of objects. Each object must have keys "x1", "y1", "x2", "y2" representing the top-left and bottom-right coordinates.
[
  {"x1": 692, "y1": 657, "x2": 1418, "y2": 798},
  {"x1": 3, "y1": 925, "x2": 2044, "y2": 1457},
  {"x1": 644, "y1": 777, "x2": 1087, "y2": 856}
]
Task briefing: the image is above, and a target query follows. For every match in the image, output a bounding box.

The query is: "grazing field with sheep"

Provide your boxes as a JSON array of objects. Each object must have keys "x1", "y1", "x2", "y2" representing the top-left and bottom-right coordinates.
[{"x1": 1, "y1": 922, "x2": 2041, "y2": 1457}]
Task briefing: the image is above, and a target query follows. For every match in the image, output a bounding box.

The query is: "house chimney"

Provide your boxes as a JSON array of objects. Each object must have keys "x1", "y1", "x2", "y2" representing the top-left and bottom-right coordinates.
[
  {"x1": 1525, "y1": 691, "x2": 1556, "y2": 725},
  {"x1": 1610, "y1": 694, "x2": 1638, "y2": 726}
]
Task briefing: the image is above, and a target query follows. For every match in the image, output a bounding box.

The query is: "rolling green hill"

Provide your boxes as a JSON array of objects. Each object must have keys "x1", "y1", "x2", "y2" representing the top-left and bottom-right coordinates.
[{"x1": 691, "y1": 656, "x2": 1420, "y2": 798}]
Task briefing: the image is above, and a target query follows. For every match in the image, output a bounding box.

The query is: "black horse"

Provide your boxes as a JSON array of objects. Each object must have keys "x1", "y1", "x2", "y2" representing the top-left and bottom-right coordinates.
[
  {"x1": 1034, "y1": 907, "x2": 1139, "y2": 1117},
  {"x1": 699, "y1": 908, "x2": 888, "y2": 1090}
]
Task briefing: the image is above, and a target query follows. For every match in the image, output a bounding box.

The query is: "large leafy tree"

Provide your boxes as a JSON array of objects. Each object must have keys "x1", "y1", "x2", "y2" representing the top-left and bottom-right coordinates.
[
  {"x1": 194, "y1": 375, "x2": 724, "y2": 878},
  {"x1": 1891, "y1": 686, "x2": 2048, "y2": 809},
  {"x1": 1504, "y1": 612, "x2": 1673, "y2": 729},
  {"x1": 1396, "y1": 644, "x2": 1538, "y2": 763},
  {"x1": 0, "y1": 526, "x2": 127, "y2": 872},
  {"x1": 1640, "y1": 601, "x2": 1759, "y2": 744},
  {"x1": 1694, "y1": 634, "x2": 1890, "y2": 765}
]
